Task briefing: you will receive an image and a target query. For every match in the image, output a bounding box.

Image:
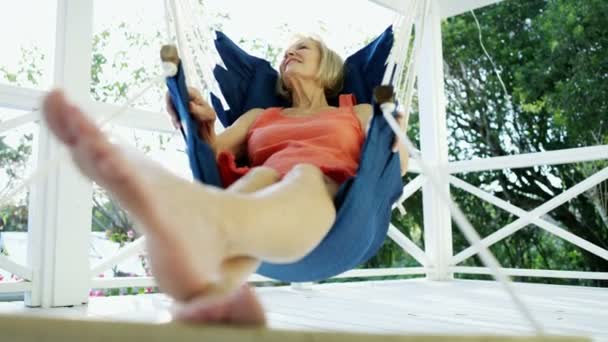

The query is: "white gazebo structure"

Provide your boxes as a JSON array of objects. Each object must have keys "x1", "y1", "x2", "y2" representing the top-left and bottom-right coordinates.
[{"x1": 0, "y1": 0, "x2": 607, "y2": 340}]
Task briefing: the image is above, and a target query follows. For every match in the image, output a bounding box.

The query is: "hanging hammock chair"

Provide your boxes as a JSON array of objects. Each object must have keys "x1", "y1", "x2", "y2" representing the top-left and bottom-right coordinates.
[
  {"x1": 161, "y1": 0, "x2": 431, "y2": 282},
  {"x1": 165, "y1": 28, "x2": 403, "y2": 282}
]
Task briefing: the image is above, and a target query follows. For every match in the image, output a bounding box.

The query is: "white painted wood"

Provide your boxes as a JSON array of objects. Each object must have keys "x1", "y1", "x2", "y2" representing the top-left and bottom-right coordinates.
[
  {"x1": 291, "y1": 282, "x2": 314, "y2": 291},
  {"x1": 90, "y1": 274, "x2": 281, "y2": 288},
  {"x1": 391, "y1": 174, "x2": 425, "y2": 215},
  {"x1": 248, "y1": 274, "x2": 277, "y2": 283},
  {"x1": 0, "y1": 111, "x2": 40, "y2": 135},
  {"x1": 369, "y1": 0, "x2": 413, "y2": 17},
  {"x1": 88, "y1": 101, "x2": 174, "y2": 133},
  {"x1": 450, "y1": 176, "x2": 608, "y2": 261},
  {"x1": 387, "y1": 225, "x2": 430, "y2": 266},
  {"x1": 439, "y1": 0, "x2": 504, "y2": 18},
  {"x1": 0, "y1": 281, "x2": 32, "y2": 293},
  {"x1": 85, "y1": 268, "x2": 429, "y2": 291},
  {"x1": 0, "y1": 84, "x2": 46, "y2": 111},
  {"x1": 90, "y1": 237, "x2": 146, "y2": 277},
  {"x1": 91, "y1": 276, "x2": 156, "y2": 289},
  {"x1": 449, "y1": 145, "x2": 608, "y2": 174},
  {"x1": 416, "y1": 0, "x2": 453, "y2": 280},
  {"x1": 452, "y1": 167, "x2": 608, "y2": 265},
  {"x1": 2, "y1": 280, "x2": 605, "y2": 339},
  {"x1": 371, "y1": 0, "x2": 505, "y2": 19},
  {"x1": 0, "y1": 255, "x2": 32, "y2": 281},
  {"x1": 332, "y1": 267, "x2": 427, "y2": 279},
  {"x1": 25, "y1": 0, "x2": 94, "y2": 308},
  {"x1": 406, "y1": 157, "x2": 422, "y2": 174},
  {"x1": 452, "y1": 267, "x2": 608, "y2": 280},
  {"x1": 534, "y1": 222, "x2": 608, "y2": 261}
]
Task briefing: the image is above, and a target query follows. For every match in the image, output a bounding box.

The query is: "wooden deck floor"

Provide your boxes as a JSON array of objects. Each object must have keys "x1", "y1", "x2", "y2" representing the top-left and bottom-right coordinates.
[{"x1": 0, "y1": 279, "x2": 606, "y2": 341}]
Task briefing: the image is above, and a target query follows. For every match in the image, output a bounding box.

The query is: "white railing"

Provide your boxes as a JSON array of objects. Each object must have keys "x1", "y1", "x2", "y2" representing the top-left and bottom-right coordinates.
[{"x1": 3, "y1": 100, "x2": 605, "y2": 294}]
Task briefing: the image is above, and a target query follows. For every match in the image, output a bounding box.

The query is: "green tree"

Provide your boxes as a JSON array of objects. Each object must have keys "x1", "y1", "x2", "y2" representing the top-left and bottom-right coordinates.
[
  {"x1": 437, "y1": 0, "x2": 607, "y2": 284},
  {"x1": 0, "y1": 46, "x2": 42, "y2": 235}
]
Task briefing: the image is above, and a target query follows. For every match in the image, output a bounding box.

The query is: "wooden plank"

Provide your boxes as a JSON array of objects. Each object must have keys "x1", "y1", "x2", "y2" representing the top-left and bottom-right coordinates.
[
  {"x1": 0, "y1": 281, "x2": 32, "y2": 293},
  {"x1": 439, "y1": 0, "x2": 504, "y2": 18},
  {"x1": 0, "y1": 84, "x2": 45, "y2": 111},
  {"x1": 0, "y1": 314, "x2": 588, "y2": 342},
  {"x1": 0, "y1": 112, "x2": 39, "y2": 135},
  {"x1": 449, "y1": 145, "x2": 608, "y2": 174}
]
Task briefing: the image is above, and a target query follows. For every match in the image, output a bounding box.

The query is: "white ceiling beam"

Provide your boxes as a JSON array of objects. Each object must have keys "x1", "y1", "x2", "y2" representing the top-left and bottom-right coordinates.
[
  {"x1": 439, "y1": 0, "x2": 504, "y2": 18},
  {"x1": 370, "y1": 0, "x2": 504, "y2": 19},
  {"x1": 369, "y1": 0, "x2": 411, "y2": 16},
  {"x1": 88, "y1": 101, "x2": 174, "y2": 133},
  {"x1": 0, "y1": 84, "x2": 45, "y2": 111}
]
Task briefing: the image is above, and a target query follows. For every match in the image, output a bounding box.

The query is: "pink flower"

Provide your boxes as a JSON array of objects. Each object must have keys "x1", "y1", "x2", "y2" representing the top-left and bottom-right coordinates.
[
  {"x1": 89, "y1": 290, "x2": 105, "y2": 297},
  {"x1": 127, "y1": 230, "x2": 135, "y2": 239}
]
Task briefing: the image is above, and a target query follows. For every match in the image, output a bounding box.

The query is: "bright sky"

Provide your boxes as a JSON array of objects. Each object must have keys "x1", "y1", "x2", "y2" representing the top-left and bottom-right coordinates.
[{"x1": 0, "y1": 0, "x2": 394, "y2": 90}]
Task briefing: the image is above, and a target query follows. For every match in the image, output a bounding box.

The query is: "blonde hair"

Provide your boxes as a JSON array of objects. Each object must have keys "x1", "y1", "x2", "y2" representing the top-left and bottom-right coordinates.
[{"x1": 276, "y1": 36, "x2": 345, "y2": 101}]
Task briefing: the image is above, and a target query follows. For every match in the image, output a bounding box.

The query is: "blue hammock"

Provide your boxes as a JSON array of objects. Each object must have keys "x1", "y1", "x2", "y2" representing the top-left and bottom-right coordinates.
[{"x1": 165, "y1": 27, "x2": 403, "y2": 282}]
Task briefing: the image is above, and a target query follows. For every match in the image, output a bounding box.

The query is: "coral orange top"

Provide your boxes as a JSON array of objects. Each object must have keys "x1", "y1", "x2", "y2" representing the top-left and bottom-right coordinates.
[{"x1": 217, "y1": 95, "x2": 365, "y2": 187}]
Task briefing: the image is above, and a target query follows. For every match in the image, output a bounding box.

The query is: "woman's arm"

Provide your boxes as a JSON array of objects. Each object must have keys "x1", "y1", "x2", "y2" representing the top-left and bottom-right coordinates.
[
  {"x1": 166, "y1": 87, "x2": 263, "y2": 159},
  {"x1": 353, "y1": 104, "x2": 409, "y2": 176},
  {"x1": 214, "y1": 108, "x2": 264, "y2": 159}
]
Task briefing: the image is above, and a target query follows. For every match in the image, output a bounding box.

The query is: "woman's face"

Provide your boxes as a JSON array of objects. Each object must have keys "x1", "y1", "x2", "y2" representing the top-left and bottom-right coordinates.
[{"x1": 279, "y1": 38, "x2": 321, "y2": 87}]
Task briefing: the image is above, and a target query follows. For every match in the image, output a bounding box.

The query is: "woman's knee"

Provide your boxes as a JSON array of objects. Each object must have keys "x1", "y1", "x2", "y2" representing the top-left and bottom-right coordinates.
[
  {"x1": 248, "y1": 166, "x2": 280, "y2": 182},
  {"x1": 227, "y1": 166, "x2": 280, "y2": 194},
  {"x1": 285, "y1": 163, "x2": 324, "y2": 184}
]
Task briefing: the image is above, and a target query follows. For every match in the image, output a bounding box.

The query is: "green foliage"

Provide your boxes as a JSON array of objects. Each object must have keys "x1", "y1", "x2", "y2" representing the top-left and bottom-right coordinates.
[
  {"x1": 0, "y1": 47, "x2": 37, "y2": 233},
  {"x1": 363, "y1": 0, "x2": 608, "y2": 286},
  {"x1": 0, "y1": 46, "x2": 44, "y2": 88}
]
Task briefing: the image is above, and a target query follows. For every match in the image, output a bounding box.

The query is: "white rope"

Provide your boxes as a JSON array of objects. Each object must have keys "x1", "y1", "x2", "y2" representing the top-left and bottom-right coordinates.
[
  {"x1": 399, "y1": 0, "x2": 430, "y2": 123},
  {"x1": 164, "y1": 0, "x2": 219, "y2": 95},
  {"x1": 163, "y1": 0, "x2": 174, "y2": 45},
  {"x1": 181, "y1": 0, "x2": 220, "y2": 90},
  {"x1": 392, "y1": 0, "x2": 419, "y2": 95},
  {"x1": 470, "y1": 9, "x2": 510, "y2": 99}
]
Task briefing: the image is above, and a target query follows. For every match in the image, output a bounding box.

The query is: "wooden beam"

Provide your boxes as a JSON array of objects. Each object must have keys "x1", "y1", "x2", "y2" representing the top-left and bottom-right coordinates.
[
  {"x1": 0, "y1": 281, "x2": 32, "y2": 293},
  {"x1": 416, "y1": 0, "x2": 453, "y2": 281},
  {"x1": 0, "y1": 84, "x2": 45, "y2": 111},
  {"x1": 439, "y1": 0, "x2": 505, "y2": 18},
  {"x1": 0, "y1": 315, "x2": 588, "y2": 342},
  {"x1": 26, "y1": 0, "x2": 94, "y2": 309},
  {"x1": 369, "y1": 0, "x2": 504, "y2": 19},
  {"x1": 449, "y1": 145, "x2": 608, "y2": 174},
  {"x1": 452, "y1": 267, "x2": 608, "y2": 281},
  {"x1": 88, "y1": 102, "x2": 174, "y2": 133}
]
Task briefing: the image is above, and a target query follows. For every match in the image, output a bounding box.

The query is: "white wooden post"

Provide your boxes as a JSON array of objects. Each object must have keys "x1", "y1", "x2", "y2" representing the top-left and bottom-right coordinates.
[
  {"x1": 417, "y1": 0, "x2": 453, "y2": 281},
  {"x1": 26, "y1": 0, "x2": 94, "y2": 307}
]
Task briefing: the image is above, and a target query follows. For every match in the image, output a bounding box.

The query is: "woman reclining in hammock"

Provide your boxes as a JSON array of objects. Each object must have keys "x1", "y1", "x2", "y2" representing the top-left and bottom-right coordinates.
[{"x1": 42, "y1": 36, "x2": 408, "y2": 325}]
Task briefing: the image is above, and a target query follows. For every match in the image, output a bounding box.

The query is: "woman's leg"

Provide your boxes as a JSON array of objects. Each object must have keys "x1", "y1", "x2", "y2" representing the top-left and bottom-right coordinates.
[
  {"x1": 43, "y1": 90, "x2": 336, "y2": 302},
  {"x1": 175, "y1": 168, "x2": 281, "y2": 325},
  {"x1": 226, "y1": 166, "x2": 280, "y2": 193}
]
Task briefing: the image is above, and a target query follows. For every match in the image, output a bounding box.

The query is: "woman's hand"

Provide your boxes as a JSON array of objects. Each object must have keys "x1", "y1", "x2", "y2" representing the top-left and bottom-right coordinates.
[
  {"x1": 392, "y1": 111, "x2": 408, "y2": 152},
  {"x1": 165, "y1": 87, "x2": 217, "y2": 144},
  {"x1": 392, "y1": 110, "x2": 409, "y2": 176}
]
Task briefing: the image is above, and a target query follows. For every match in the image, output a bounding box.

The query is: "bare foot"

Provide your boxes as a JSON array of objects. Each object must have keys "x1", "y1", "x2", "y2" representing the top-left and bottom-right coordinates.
[
  {"x1": 173, "y1": 284, "x2": 266, "y2": 326},
  {"x1": 42, "y1": 90, "x2": 265, "y2": 325}
]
